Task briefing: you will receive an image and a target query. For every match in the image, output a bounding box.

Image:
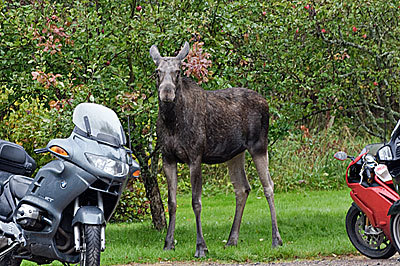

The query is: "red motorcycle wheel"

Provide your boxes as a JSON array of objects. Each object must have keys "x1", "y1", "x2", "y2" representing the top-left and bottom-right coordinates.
[
  {"x1": 390, "y1": 212, "x2": 400, "y2": 253},
  {"x1": 346, "y1": 204, "x2": 396, "y2": 259}
]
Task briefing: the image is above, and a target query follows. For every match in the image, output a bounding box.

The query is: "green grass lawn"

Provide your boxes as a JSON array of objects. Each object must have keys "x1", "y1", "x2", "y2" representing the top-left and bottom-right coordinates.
[{"x1": 23, "y1": 189, "x2": 356, "y2": 265}]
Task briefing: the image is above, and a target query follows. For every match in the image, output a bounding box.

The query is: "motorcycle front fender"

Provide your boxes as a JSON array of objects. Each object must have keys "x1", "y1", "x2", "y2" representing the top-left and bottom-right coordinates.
[
  {"x1": 388, "y1": 200, "x2": 400, "y2": 216},
  {"x1": 72, "y1": 206, "x2": 105, "y2": 226}
]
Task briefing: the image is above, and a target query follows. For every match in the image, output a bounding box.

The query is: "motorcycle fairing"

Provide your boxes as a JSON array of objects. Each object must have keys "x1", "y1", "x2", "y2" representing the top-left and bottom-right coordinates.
[
  {"x1": 9, "y1": 175, "x2": 32, "y2": 200},
  {"x1": 47, "y1": 133, "x2": 130, "y2": 181},
  {"x1": 349, "y1": 182, "x2": 399, "y2": 241},
  {"x1": 16, "y1": 160, "x2": 97, "y2": 263}
]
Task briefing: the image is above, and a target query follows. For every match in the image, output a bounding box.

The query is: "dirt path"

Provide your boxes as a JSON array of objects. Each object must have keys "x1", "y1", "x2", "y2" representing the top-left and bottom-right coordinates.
[{"x1": 118, "y1": 254, "x2": 400, "y2": 266}]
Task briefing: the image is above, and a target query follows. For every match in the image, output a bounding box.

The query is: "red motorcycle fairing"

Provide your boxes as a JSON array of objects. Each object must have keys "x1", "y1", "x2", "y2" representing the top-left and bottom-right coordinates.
[{"x1": 346, "y1": 151, "x2": 400, "y2": 241}]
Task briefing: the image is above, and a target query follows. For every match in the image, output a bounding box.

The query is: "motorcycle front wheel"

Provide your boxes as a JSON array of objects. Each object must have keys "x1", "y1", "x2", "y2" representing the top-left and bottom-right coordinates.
[
  {"x1": 80, "y1": 225, "x2": 101, "y2": 266},
  {"x1": 390, "y1": 212, "x2": 400, "y2": 254},
  {"x1": 346, "y1": 204, "x2": 396, "y2": 259}
]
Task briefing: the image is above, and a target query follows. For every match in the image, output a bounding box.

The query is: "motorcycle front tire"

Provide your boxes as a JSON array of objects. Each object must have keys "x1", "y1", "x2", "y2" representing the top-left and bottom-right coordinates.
[
  {"x1": 390, "y1": 213, "x2": 400, "y2": 253},
  {"x1": 80, "y1": 225, "x2": 101, "y2": 266},
  {"x1": 346, "y1": 204, "x2": 396, "y2": 259}
]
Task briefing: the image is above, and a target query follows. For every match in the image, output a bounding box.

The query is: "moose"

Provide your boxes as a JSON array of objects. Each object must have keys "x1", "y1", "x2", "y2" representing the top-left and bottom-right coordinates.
[{"x1": 150, "y1": 42, "x2": 283, "y2": 257}]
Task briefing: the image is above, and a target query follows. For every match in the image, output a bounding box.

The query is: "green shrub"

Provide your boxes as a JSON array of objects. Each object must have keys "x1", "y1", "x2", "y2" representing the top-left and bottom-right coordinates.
[{"x1": 111, "y1": 178, "x2": 151, "y2": 223}]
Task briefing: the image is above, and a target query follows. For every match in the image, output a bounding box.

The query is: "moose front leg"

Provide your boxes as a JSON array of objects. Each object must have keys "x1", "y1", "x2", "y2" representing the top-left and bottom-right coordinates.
[
  {"x1": 163, "y1": 159, "x2": 178, "y2": 250},
  {"x1": 190, "y1": 159, "x2": 208, "y2": 258}
]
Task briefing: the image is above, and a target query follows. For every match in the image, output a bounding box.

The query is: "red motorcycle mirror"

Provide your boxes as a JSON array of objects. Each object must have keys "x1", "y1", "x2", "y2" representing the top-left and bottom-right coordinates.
[{"x1": 334, "y1": 151, "x2": 348, "y2": 161}]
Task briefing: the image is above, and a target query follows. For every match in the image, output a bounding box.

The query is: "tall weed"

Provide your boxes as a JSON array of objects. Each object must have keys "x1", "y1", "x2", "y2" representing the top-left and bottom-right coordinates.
[{"x1": 265, "y1": 127, "x2": 378, "y2": 193}]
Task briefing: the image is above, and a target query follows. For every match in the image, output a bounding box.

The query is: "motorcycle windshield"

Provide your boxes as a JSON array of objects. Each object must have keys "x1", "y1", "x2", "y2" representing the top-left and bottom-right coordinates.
[
  {"x1": 73, "y1": 103, "x2": 126, "y2": 146},
  {"x1": 391, "y1": 119, "x2": 400, "y2": 138}
]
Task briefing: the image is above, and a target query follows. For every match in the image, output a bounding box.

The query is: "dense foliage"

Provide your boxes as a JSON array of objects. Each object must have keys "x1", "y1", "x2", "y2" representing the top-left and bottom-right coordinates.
[{"x1": 1, "y1": 0, "x2": 399, "y2": 222}]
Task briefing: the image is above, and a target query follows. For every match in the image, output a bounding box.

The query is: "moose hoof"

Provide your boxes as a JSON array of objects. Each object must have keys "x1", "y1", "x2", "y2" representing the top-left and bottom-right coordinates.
[
  {"x1": 272, "y1": 237, "x2": 283, "y2": 247},
  {"x1": 224, "y1": 239, "x2": 238, "y2": 247},
  {"x1": 194, "y1": 244, "x2": 208, "y2": 258},
  {"x1": 163, "y1": 242, "x2": 175, "y2": 251}
]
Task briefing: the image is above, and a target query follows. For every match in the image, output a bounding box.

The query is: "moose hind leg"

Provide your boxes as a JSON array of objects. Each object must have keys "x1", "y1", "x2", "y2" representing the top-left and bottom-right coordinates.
[
  {"x1": 251, "y1": 150, "x2": 283, "y2": 247},
  {"x1": 225, "y1": 152, "x2": 250, "y2": 247}
]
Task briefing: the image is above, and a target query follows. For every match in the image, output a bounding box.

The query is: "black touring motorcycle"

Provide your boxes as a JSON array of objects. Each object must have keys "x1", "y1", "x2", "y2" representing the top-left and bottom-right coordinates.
[{"x1": 0, "y1": 103, "x2": 139, "y2": 265}]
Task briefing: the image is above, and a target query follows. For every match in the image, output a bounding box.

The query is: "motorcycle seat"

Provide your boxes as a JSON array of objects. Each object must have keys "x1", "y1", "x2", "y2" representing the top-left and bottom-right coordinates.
[{"x1": 9, "y1": 175, "x2": 33, "y2": 200}]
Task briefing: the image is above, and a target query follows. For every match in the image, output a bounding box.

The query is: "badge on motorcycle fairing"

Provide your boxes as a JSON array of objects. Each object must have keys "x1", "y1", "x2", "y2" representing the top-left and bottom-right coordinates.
[
  {"x1": 375, "y1": 164, "x2": 392, "y2": 182},
  {"x1": 60, "y1": 180, "x2": 67, "y2": 189}
]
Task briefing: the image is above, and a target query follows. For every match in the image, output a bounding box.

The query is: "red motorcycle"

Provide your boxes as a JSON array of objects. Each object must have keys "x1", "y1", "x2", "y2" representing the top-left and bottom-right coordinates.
[{"x1": 335, "y1": 128, "x2": 400, "y2": 259}]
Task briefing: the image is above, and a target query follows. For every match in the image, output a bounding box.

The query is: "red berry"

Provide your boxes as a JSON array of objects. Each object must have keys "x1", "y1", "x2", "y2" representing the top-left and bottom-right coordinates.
[
  {"x1": 101, "y1": 29, "x2": 104, "y2": 34},
  {"x1": 352, "y1": 26, "x2": 357, "y2": 32},
  {"x1": 262, "y1": 11, "x2": 266, "y2": 16},
  {"x1": 296, "y1": 28, "x2": 299, "y2": 33},
  {"x1": 136, "y1": 5, "x2": 142, "y2": 11},
  {"x1": 362, "y1": 34, "x2": 367, "y2": 39},
  {"x1": 373, "y1": 81, "x2": 378, "y2": 86},
  {"x1": 106, "y1": 61, "x2": 110, "y2": 66},
  {"x1": 304, "y1": 4, "x2": 310, "y2": 10},
  {"x1": 321, "y1": 29, "x2": 326, "y2": 33}
]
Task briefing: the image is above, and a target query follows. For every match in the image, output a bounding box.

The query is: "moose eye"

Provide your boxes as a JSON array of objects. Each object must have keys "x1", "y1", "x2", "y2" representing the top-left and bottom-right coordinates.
[{"x1": 155, "y1": 69, "x2": 162, "y2": 80}]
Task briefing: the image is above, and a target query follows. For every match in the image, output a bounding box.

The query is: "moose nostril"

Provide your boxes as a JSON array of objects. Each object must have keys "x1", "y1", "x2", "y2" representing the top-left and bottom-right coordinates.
[
  {"x1": 159, "y1": 86, "x2": 176, "y2": 102},
  {"x1": 160, "y1": 83, "x2": 175, "y2": 91}
]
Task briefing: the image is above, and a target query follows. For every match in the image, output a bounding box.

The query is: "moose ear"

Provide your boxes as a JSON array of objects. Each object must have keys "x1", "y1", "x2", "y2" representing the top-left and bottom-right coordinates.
[
  {"x1": 150, "y1": 45, "x2": 162, "y2": 66},
  {"x1": 176, "y1": 42, "x2": 190, "y2": 61}
]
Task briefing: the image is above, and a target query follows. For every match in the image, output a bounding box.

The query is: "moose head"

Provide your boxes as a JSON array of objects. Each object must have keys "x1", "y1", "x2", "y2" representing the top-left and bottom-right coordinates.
[{"x1": 149, "y1": 42, "x2": 190, "y2": 103}]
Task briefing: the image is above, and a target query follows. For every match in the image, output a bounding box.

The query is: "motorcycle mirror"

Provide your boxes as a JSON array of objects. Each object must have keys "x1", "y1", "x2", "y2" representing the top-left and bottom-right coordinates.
[{"x1": 334, "y1": 151, "x2": 348, "y2": 161}]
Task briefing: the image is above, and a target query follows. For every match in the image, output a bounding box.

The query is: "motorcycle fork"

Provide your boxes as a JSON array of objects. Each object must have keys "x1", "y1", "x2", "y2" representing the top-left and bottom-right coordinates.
[
  {"x1": 364, "y1": 216, "x2": 371, "y2": 231},
  {"x1": 73, "y1": 192, "x2": 106, "y2": 252},
  {"x1": 366, "y1": 217, "x2": 370, "y2": 227}
]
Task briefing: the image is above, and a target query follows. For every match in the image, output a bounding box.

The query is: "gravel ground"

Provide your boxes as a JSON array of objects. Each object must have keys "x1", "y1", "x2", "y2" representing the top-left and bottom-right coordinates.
[{"x1": 118, "y1": 254, "x2": 400, "y2": 266}]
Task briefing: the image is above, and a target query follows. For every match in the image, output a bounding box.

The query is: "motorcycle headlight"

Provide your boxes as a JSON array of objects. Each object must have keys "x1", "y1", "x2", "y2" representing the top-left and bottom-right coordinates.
[
  {"x1": 85, "y1": 153, "x2": 129, "y2": 177},
  {"x1": 378, "y1": 146, "x2": 393, "y2": 161}
]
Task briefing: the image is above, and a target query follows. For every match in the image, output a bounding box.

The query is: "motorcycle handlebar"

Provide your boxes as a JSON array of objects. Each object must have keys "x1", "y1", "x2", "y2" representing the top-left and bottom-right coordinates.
[{"x1": 34, "y1": 148, "x2": 48, "y2": 154}]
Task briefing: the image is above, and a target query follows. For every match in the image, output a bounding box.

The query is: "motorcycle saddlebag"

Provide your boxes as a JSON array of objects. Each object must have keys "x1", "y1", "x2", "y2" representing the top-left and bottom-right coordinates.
[{"x1": 0, "y1": 140, "x2": 36, "y2": 177}]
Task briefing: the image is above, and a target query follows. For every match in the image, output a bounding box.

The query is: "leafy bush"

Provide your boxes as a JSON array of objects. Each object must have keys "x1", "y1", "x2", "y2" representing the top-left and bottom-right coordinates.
[{"x1": 110, "y1": 178, "x2": 151, "y2": 223}]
